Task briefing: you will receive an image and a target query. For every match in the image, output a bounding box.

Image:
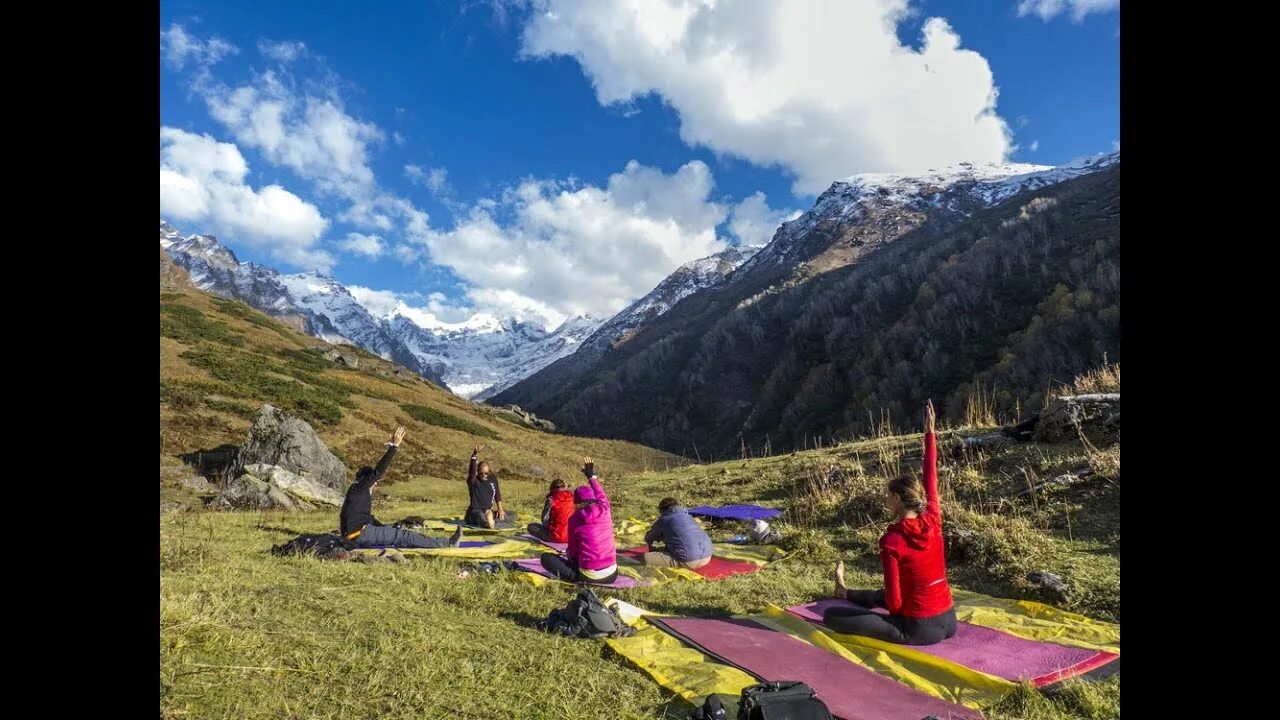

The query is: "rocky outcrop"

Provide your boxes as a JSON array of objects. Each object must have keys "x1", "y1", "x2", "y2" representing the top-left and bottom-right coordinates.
[
  {"x1": 211, "y1": 463, "x2": 344, "y2": 512},
  {"x1": 242, "y1": 464, "x2": 344, "y2": 506},
  {"x1": 1034, "y1": 394, "x2": 1120, "y2": 444},
  {"x1": 236, "y1": 405, "x2": 348, "y2": 489}
]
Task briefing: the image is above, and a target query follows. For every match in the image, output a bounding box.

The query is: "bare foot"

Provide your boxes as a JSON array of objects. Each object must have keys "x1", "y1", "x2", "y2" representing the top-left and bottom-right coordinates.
[{"x1": 834, "y1": 560, "x2": 847, "y2": 600}]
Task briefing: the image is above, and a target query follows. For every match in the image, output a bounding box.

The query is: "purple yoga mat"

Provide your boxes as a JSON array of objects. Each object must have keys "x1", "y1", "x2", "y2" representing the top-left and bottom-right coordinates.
[
  {"x1": 517, "y1": 533, "x2": 568, "y2": 553},
  {"x1": 653, "y1": 617, "x2": 982, "y2": 720},
  {"x1": 687, "y1": 504, "x2": 781, "y2": 521},
  {"x1": 510, "y1": 558, "x2": 640, "y2": 588},
  {"x1": 788, "y1": 600, "x2": 1116, "y2": 686}
]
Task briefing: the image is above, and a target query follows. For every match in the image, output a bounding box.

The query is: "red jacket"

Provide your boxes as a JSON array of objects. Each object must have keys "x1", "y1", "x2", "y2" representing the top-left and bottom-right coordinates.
[
  {"x1": 541, "y1": 489, "x2": 575, "y2": 543},
  {"x1": 879, "y1": 431, "x2": 953, "y2": 618}
]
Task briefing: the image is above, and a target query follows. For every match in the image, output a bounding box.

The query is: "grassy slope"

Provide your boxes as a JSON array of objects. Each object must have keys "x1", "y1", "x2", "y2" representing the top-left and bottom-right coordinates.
[{"x1": 161, "y1": 431, "x2": 1119, "y2": 719}]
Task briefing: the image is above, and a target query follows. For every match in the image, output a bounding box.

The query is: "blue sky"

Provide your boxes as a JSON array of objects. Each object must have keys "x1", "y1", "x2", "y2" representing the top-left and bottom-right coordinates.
[{"x1": 160, "y1": 0, "x2": 1119, "y2": 329}]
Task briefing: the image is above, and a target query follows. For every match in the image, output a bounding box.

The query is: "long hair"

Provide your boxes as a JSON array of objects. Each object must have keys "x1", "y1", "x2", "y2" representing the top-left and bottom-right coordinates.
[{"x1": 887, "y1": 475, "x2": 926, "y2": 514}]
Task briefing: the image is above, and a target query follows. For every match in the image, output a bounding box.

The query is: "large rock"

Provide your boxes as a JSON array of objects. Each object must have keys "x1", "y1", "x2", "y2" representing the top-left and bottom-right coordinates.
[
  {"x1": 243, "y1": 463, "x2": 344, "y2": 507},
  {"x1": 1034, "y1": 394, "x2": 1120, "y2": 444},
  {"x1": 211, "y1": 472, "x2": 274, "y2": 510},
  {"x1": 237, "y1": 405, "x2": 348, "y2": 489}
]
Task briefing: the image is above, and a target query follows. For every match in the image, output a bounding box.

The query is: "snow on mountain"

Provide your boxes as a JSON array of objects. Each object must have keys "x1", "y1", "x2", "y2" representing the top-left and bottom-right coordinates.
[
  {"x1": 738, "y1": 151, "x2": 1120, "y2": 277},
  {"x1": 569, "y1": 243, "x2": 762, "y2": 358},
  {"x1": 160, "y1": 220, "x2": 601, "y2": 397}
]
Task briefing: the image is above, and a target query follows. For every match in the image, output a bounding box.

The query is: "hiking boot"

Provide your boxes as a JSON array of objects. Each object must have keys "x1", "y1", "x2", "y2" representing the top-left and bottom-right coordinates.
[{"x1": 448, "y1": 526, "x2": 463, "y2": 547}]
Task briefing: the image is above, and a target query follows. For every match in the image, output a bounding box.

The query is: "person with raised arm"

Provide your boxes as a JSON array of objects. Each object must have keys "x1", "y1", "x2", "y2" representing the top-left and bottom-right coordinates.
[
  {"x1": 465, "y1": 446, "x2": 514, "y2": 528},
  {"x1": 539, "y1": 457, "x2": 619, "y2": 584},
  {"x1": 824, "y1": 400, "x2": 957, "y2": 645},
  {"x1": 340, "y1": 426, "x2": 462, "y2": 548}
]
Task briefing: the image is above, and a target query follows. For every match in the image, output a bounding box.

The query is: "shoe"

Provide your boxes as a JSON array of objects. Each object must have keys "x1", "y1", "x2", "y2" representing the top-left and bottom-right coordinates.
[{"x1": 448, "y1": 526, "x2": 463, "y2": 547}]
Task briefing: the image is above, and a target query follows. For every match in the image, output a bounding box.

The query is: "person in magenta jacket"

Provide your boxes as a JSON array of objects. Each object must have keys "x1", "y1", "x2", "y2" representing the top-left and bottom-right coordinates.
[{"x1": 539, "y1": 457, "x2": 618, "y2": 584}]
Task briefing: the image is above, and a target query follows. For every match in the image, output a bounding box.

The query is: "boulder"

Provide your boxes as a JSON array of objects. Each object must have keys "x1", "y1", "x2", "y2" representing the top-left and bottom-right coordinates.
[
  {"x1": 237, "y1": 405, "x2": 348, "y2": 489},
  {"x1": 1025, "y1": 571, "x2": 1070, "y2": 603},
  {"x1": 212, "y1": 472, "x2": 274, "y2": 510},
  {"x1": 322, "y1": 347, "x2": 359, "y2": 369},
  {"x1": 242, "y1": 463, "x2": 344, "y2": 507},
  {"x1": 178, "y1": 475, "x2": 212, "y2": 493},
  {"x1": 1034, "y1": 394, "x2": 1120, "y2": 444}
]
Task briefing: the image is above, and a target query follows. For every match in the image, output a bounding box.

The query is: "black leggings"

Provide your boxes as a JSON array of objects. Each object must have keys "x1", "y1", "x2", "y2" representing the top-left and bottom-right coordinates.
[
  {"x1": 823, "y1": 589, "x2": 958, "y2": 646},
  {"x1": 539, "y1": 553, "x2": 618, "y2": 584}
]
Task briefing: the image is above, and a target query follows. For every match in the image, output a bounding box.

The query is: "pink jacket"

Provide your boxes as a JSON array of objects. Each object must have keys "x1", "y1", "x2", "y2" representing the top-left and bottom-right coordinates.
[{"x1": 566, "y1": 475, "x2": 616, "y2": 571}]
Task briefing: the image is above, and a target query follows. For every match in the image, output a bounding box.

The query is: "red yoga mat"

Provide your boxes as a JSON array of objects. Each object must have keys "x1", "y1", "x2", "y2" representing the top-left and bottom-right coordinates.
[
  {"x1": 620, "y1": 546, "x2": 762, "y2": 580},
  {"x1": 651, "y1": 617, "x2": 983, "y2": 720}
]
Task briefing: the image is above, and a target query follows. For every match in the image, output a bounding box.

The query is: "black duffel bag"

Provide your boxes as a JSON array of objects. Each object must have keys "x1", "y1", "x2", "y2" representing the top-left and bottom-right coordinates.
[{"x1": 736, "y1": 681, "x2": 832, "y2": 720}]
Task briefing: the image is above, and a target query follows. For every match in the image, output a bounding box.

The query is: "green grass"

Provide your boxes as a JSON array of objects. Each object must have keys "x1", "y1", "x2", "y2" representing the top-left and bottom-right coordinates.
[
  {"x1": 161, "y1": 303, "x2": 244, "y2": 347},
  {"x1": 211, "y1": 298, "x2": 301, "y2": 342},
  {"x1": 400, "y1": 403, "x2": 500, "y2": 440},
  {"x1": 161, "y1": 432, "x2": 1118, "y2": 719}
]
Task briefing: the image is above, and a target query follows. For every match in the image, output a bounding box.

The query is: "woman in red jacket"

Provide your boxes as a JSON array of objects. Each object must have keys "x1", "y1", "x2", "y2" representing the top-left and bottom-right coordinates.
[
  {"x1": 527, "y1": 478, "x2": 574, "y2": 543},
  {"x1": 826, "y1": 400, "x2": 957, "y2": 645}
]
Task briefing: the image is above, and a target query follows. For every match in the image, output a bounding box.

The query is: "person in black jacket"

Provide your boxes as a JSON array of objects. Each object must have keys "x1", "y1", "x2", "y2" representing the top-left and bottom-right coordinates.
[
  {"x1": 465, "y1": 446, "x2": 516, "y2": 528},
  {"x1": 340, "y1": 426, "x2": 462, "y2": 548}
]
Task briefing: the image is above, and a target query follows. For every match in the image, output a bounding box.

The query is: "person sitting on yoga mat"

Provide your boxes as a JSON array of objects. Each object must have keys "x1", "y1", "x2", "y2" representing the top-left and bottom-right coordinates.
[
  {"x1": 465, "y1": 446, "x2": 515, "y2": 528},
  {"x1": 527, "y1": 478, "x2": 574, "y2": 543},
  {"x1": 341, "y1": 426, "x2": 462, "y2": 549},
  {"x1": 539, "y1": 458, "x2": 618, "y2": 583},
  {"x1": 826, "y1": 400, "x2": 957, "y2": 646},
  {"x1": 641, "y1": 497, "x2": 713, "y2": 569}
]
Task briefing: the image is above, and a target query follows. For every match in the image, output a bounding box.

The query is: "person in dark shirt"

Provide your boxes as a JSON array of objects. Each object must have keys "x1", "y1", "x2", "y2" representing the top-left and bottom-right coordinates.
[
  {"x1": 465, "y1": 446, "x2": 515, "y2": 528},
  {"x1": 340, "y1": 426, "x2": 461, "y2": 548}
]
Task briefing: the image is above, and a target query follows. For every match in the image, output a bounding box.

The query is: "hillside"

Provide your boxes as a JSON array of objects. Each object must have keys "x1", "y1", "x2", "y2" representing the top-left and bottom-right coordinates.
[
  {"x1": 161, "y1": 377, "x2": 1120, "y2": 719},
  {"x1": 160, "y1": 251, "x2": 684, "y2": 510},
  {"x1": 493, "y1": 161, "x2": 1119, "y2": 459}
]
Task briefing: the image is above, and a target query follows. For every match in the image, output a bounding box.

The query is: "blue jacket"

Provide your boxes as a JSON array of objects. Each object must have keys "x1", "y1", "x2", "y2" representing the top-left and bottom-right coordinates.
[{"x1": 644, "y1": 507, "x2": 713, "y2": 562}]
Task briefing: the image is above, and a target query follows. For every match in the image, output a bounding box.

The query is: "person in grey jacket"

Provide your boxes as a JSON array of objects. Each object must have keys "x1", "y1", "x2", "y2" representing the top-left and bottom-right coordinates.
[{"x1": 642, "y1": 497, "x2": 713, "y2": 569}]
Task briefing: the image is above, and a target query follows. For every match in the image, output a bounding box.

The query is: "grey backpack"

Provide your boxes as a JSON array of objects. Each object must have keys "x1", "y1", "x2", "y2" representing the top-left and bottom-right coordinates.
[{"x1": 539, "y1": 588, "x2": 635, "y2": 639}]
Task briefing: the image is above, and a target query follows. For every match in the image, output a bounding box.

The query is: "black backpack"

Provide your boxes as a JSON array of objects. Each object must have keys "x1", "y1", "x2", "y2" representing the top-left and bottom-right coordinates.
[
  {"x1": 269, "y1": 532, "x2": 353, "y2": 559},
  {"x1": 538, "y1": 588, "x2": 636, "y2": 639},
  {"x1": 737, "y1": 681, "x2": 832, "y2": 720},
  {"x1": 691, "y1": 695, "x2": 728, "y2": 720}
]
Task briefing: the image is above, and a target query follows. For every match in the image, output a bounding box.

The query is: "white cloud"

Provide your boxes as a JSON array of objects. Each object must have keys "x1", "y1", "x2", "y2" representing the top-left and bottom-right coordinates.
[
  {"x1": 1017, "y1": 0, "x2": 1119, "y2": 22},
  {"x1": 258, "y1": 39, "x2": 307, "y2": 62},
  {"x1": 169, "y1": 28, "x2": 434, "y2": 251},
  {"x1": 202, "y1": 69, "x2": 384, "y2": 200},
  {"x1": 410, "y1": 159, "x2": 750, "y2": 326},
  {"x1": 729, "y1": 192, "x2": 800, "y2": 247},
  {"x1": 161, "y1": 24, "x2": 238, "y2": 70},
  {"x1": 160, "y1": 127, "x2": 332, "y2": 270},
  {"x1": 1112, "y1": 139, "x2": 1120, "y2": 151},
  {"x1": 519, "y1": 0, "x2": 1011, "y2": 194},
  {"x1": 405, "y1": 164, "x2": 452, "y2": 194},
  {"x1": 339, "y1": 232, "x2": 386, "y2": 258},
  {"x1": 1029, "y1": 140, "x2": 1040, "y2": 152}
]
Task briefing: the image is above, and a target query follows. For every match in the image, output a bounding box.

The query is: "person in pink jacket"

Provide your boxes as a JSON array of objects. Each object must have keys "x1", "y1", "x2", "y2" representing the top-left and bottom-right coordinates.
[{"x1": 539, "y1": 457, "x2": 618, "y2": 584}]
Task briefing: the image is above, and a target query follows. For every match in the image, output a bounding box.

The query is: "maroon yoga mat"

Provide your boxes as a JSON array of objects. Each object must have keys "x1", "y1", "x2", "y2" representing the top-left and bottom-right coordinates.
[
  {"x1": 619, "y1": 546, "x2": 762, "y2": 580},
  {"x1": 509, "y1": 558, "x2": 640, "y2": 588},
  {"x1": 652, "y1": 617, "x2": 983, "y2": 720},
  {"x1": 788, "y1": 600, "x2": 1118, "y2": 686}
]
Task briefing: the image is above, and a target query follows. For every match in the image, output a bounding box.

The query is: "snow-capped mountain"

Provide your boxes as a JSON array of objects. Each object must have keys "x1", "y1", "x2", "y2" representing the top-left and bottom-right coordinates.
[
  {"x1": 737, "y1": 151, "x2": 1119, "y2": 278},
  {"x1": 160, "y1": 220, "x2": 601, "y2": 397},
  {"x1": 490, "y1": 151, "x2": 1121, "y2": 422},
  {"x1": 574, "y1": 243, "x2": 762, "y2": 357}
]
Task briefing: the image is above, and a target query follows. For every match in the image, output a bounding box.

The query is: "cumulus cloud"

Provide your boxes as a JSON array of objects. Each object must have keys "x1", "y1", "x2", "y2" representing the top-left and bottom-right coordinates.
[
  {"x1": 729, "y1": 192, "x2": 800, "y2": 246},
  {"x1": 1029, "y1": 140, "x2": 1039, "y2": 152},
  {"x1": 165, "y1": 25, "x2": 433, "y2": 253},
  {"x1": 339, "y1": 232, "x2": 385, "y2": 258},
  {"x1": 519, "y1": 0, "x2": 1012, "y2": 194},
  {"x1": 258, "y1": 39, "x2": 308, "y2": 62},
  {"x1": 1017, "y1": 0, "x2": 1119, "y2": 22},
  {"x1": 160, "y1": 24, "x2": 237, "y2": 70},
  {"x1": 406, "y1": 160, "x2": 764, "y2": 327},
  {"x1": 160, "y1": 127, "x2": 332, "y2": 270}
]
